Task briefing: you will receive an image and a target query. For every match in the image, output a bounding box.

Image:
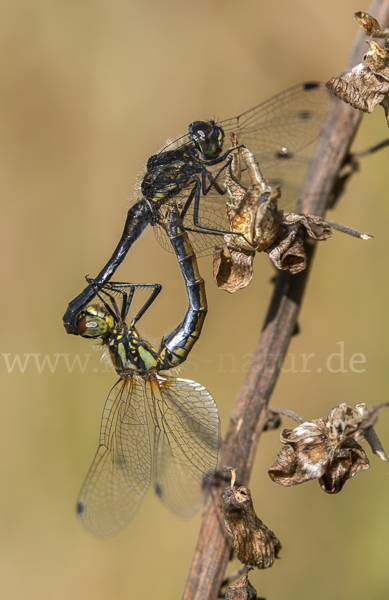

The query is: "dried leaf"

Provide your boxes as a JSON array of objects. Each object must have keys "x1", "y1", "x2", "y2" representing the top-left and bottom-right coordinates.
[
  {"x1": 221, "y1": 469, "x2": 281, "y2": 568},
  {"x1": 268, "y1": 403, "x2": 389, "y2": 493}
]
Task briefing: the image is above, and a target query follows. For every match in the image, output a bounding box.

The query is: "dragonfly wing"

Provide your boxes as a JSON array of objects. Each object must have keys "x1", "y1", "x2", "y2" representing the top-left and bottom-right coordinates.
[
  {"x1": 221, "y1": 82, "x2": 331, "y2": 164},
  {"x1": 220, "y1": 82, "x2": 333, "y2": 207},
  {"x1": 77, "y1": 378, "x2": 151, "y2": 538},
  {"x1": 146, "y1": 376, "x2": 220, "y2": 518}
]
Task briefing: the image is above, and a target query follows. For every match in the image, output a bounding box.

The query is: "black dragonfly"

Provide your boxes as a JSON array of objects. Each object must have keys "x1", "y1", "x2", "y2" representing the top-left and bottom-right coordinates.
[{"x1": 64, "y1": 82, "x2": 331, "y2": 334}]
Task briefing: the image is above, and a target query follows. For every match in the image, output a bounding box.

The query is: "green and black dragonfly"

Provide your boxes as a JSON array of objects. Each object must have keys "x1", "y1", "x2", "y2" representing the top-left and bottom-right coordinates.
[
  {"x1": 64, "y1": 82, "x2": 331, "y2": 333},
  {"x1": 76, "y1": 206, "x2": 219, "y2": 538}
]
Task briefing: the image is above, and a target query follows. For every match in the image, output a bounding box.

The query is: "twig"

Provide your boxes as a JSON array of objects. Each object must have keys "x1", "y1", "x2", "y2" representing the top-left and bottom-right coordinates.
[
  {"x1": 181, "y1": 2, "x2": 389, "y2": 599},
  {"x1": 270, "y1": 407, "x2": 305, "y2": 425}
]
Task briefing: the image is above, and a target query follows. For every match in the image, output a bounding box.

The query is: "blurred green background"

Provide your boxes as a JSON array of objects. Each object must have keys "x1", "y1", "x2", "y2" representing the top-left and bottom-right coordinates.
[{"x1": 1, "y1": 1, "x2": 389, "y2": 599}]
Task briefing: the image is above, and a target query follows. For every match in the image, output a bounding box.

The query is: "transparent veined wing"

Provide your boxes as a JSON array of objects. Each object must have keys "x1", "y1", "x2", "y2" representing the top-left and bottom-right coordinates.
[
  {"x1": 220, "y1": 82, "x2": 331, "y2": 167},
  {"x1": 77, "y1": 378, "x2": 152, "y2": 538},
  {"x1": 150, "y1": 82, "x2": 333, "y2": 256},
  {"x1": 145, "y1": 375, "x2": 220, "y2": 517}
]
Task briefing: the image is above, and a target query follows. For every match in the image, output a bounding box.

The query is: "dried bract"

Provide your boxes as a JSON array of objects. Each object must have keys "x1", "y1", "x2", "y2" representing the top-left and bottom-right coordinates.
[
  {"x1": 268, "y1": 402, "x2": 389, "y2": 493},
  {"x1": 221, "y1": 468, "x2": 281, "y2": 569},
  {"x1": 326, "y1": 12, "x2": 389, "y2": 125},
  {"x1": 225, "y1": 570, "x2": 258, "y2": 600}
]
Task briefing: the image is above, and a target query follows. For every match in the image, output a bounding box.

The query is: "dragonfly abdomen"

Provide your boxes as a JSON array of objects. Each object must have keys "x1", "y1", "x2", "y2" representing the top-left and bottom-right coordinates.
[{"x1": 158, "y1": 206, "x2": 207, "y2": 371}]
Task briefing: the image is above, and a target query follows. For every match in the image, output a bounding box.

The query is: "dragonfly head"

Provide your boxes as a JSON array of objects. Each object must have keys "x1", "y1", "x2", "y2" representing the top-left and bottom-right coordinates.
[
  {"x1": 77, "y1": 305, "x2": 115, "y2": 338},
  {"x1": 188, "y1": 120, "x2": 224, "y2": 160}
]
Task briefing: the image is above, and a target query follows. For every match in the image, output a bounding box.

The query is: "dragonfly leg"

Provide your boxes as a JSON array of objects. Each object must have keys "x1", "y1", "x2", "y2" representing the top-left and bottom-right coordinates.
[
  {"x1": 129, "y1": 283, "x2": 162, "y2": 325},
  {"x1": 83, "y1": 279, "x2": 162, "y2": 326}
]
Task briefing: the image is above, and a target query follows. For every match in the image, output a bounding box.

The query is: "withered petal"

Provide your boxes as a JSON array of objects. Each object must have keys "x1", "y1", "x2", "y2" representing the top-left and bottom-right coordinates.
[
  {"x1": 268, "y1": 442, "x2": 328, "y2": 487},
  {"x1": 319, "y1": 441, "x2": 369, "y2": 493},
  {"x1": 266, "y1": 226, "x2": 306, "y2": 274}
]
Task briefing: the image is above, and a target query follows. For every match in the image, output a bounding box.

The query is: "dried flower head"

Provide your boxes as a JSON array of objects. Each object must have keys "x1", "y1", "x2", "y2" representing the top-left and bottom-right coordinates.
[
  {"x1": 327, "y1": 12, "x2": 389, "y2": 125},
  {"x1": 269, "y1": 402, "x2": 389, "y2": 493},
  {"x1": 221, "y1": 468, "x2": 281, "y2": 569},
  {"x1": 213, "y1": 137, "x2": 333, "y2": 291}
]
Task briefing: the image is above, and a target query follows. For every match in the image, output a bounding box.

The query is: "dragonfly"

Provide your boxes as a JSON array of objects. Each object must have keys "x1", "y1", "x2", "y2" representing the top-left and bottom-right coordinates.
[
  {"x1": 76, "y1": 205, "x2": 219, "y2": 538},
  {"x1": 63, "y1": 81, "x2": 331, "y2": 334}
]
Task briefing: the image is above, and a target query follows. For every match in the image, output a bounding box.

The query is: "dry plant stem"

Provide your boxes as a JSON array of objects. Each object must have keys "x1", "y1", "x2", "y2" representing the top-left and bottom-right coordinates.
[{"x1": 181, "y1": 2, "x2": 389, "y2": 599}]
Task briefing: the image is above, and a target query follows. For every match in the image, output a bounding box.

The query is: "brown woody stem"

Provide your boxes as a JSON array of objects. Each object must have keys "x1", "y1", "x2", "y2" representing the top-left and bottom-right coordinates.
[{"x1": 181, "y1": 2, "x2": 389, "y2": 599}]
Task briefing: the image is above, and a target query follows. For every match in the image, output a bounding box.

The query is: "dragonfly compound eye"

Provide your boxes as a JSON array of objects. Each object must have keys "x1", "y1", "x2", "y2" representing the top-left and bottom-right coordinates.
[
  {"x1": 77, "y1": 307, "x2": 114, "y2": 338},
  {"x1": 188, "y1": 120, "x2": 224, "y2": 160}
]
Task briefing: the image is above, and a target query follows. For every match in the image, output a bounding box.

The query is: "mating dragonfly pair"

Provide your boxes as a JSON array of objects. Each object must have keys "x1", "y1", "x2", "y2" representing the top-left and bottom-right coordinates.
[{"x1": 66, "y1": 82, "x2": 339, "y2": 538}]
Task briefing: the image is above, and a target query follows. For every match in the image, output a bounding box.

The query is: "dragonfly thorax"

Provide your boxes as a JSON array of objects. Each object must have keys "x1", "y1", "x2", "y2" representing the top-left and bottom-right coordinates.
[
  {"x1": 188, "y1": 120, "x2": 224, "y2": 160},
  {"x1": 107, "y1": 323, "x2": 159, "y2": 374}
]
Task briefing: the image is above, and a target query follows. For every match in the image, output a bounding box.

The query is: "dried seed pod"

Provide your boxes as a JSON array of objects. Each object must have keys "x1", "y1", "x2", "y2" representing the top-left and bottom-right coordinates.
[
  {"x1": 225, "y1": 570, "x2": 258, "y2": 600},
  {"x1": 269, "y1": 402, "x2": 389, "y2": 493},
  {"x1": 221, "y1": 468, "x2": 281, "y2": 569}
]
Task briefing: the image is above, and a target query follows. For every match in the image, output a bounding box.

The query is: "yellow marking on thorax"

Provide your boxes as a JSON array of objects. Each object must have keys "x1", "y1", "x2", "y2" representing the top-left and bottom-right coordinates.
[{"x1": 138, "y1": 345, "x2": 158, "y2": 370}]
